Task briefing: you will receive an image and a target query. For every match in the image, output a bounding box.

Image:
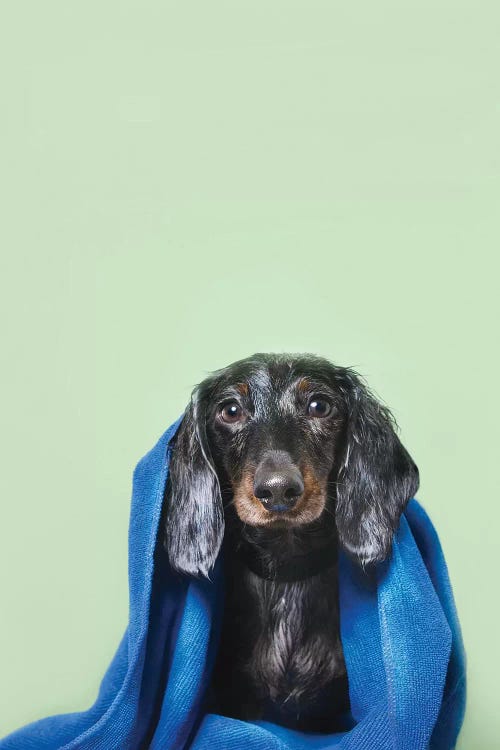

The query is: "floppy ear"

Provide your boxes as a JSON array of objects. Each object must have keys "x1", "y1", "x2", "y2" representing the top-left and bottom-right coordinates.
[
  {"x1": 163, "y1": 385, "x2": 224, "y2": 578},
  {"x1": 335, "y1": 372, "x2": 419, "y2": 567}
]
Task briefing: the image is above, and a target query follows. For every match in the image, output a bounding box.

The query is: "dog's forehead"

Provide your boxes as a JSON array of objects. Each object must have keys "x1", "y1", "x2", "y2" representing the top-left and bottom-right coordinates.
[{"x1": 215, "y1": 355, "x2": 337, "y2": 415}]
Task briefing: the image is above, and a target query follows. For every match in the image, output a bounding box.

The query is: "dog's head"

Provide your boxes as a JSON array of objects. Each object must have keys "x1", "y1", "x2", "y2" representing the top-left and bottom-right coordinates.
[{"x1": 164, "y1": 353, "x2": 419, "y2": 577}]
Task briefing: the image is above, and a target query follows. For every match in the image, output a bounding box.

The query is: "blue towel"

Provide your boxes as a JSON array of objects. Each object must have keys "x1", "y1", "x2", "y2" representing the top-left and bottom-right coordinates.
[{"x1": 1, "y1": 417, "x2": 466, "y2": 749}]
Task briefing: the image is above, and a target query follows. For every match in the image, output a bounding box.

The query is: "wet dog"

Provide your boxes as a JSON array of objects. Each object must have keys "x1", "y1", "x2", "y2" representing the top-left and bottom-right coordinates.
[{"x1": 163, "y1": 353, "x2": 419, "y2": 731}]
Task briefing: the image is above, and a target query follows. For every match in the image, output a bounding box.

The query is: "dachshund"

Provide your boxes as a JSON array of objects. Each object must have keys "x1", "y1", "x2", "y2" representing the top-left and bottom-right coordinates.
[{"x1": 163, "y1": 353, "x2": 419, "y2": 732}]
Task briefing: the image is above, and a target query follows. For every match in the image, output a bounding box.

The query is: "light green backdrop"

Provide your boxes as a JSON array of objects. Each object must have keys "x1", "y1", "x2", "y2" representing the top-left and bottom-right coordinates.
[{"x1": 0, "y1": 2, "x2": 498, "y2": 747}]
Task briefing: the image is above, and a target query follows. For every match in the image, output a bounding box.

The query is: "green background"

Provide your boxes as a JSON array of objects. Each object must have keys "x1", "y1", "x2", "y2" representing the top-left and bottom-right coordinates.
[{"x1": 0, "y1": 2, "x2": 498, "y2": 747}]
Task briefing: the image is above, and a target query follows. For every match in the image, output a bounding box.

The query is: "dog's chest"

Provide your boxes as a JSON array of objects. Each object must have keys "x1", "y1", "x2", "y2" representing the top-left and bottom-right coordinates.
[{"x1": 236, "y1": 569, "x2": 346, "y2": 703}]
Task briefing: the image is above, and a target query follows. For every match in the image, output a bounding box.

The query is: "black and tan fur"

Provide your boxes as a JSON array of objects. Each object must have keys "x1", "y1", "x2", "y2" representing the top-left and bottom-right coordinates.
[{"x1": 163, "y1": 353, "x2": 419, "y2": 731}]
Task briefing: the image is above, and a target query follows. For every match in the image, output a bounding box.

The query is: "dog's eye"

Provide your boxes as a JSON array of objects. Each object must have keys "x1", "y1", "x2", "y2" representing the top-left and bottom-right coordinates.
[
  {"x1": 219, "y1": 401, "x2": 245, "y2": 424},
  {"x1": 307, "y1": 398, "x2": 332, "y2": 418}
]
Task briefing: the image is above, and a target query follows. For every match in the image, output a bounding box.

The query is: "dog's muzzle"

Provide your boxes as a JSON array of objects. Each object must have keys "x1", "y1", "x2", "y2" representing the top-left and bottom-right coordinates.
[{"x1": 253, "y1": 450, "x2": 304, "y2": 513}]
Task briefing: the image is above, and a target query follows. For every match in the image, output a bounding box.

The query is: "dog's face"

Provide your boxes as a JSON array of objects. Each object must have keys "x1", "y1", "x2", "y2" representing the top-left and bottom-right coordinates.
[
  {"x1": 164, "y1": 353, "x2": 419, "y2": 577},
  {"x1": 204, "y1": 360, "x2": 345, "y2": 529}
]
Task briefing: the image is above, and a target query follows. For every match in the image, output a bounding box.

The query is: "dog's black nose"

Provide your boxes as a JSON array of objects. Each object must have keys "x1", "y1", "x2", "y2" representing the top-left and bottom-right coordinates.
[{"x1": 253, "y1": 451, "x2": 304, "y2": 512}]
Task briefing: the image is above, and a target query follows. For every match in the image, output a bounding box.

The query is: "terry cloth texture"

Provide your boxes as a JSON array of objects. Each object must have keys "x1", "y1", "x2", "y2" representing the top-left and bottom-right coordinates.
[{"x1": 0, "y1": 417, "x2": 466, "y2": 749}]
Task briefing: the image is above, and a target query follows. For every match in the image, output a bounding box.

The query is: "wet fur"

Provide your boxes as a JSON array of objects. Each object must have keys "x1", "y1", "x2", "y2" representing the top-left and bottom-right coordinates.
[{"x1": 163, "y1": 353, "x2": 419, "y2": 730}]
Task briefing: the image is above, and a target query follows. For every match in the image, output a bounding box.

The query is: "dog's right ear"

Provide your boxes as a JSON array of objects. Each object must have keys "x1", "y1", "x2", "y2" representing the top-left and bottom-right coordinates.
[{"x1": 163, "y1": 384, "x2": 224, "y2": 578}]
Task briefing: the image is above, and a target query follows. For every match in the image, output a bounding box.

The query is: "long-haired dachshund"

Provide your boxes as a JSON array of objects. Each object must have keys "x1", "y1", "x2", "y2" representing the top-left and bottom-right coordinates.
[{"x1": 163, "y1": 353, "x2": 419, "y2": 732}]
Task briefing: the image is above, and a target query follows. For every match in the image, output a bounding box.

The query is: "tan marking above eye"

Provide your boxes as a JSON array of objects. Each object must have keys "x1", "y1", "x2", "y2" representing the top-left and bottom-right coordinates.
[
  {"x1": 236, "y1": 382, "x2": 249, "y2": 396},
  {"x1": 297, "y1": 377, "x2": 311, "y2": 393}
]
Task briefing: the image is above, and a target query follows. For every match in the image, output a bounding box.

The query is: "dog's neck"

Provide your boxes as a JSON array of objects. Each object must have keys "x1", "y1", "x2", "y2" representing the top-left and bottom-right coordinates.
[{"x1": 224, "y1": 510, "x2": 338, "y2": 582}]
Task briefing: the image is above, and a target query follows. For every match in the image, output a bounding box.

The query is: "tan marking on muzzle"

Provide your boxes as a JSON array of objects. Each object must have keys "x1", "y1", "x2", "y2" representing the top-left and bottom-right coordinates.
[{"x1": 232, "y1": 463, "x2": 327, "y2": 527}]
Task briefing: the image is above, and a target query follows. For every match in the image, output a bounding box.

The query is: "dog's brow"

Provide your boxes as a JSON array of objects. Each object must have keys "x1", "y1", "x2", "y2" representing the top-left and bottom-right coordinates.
[
  {"x1": 236, "y1": 382, "x2": 249, "y2": 396},
  {"x1": 297, "y1": 377, "x2": 311, "y2": 393},
  {"x1": 294, "y1": 380, "x2": 339, "y2": 414},
  {"x1": 293, "y1": 377, "x2": 334, "y2": 395},
  {"x1": 216, "y1": 386, "x2": 244, "y2": 402}
]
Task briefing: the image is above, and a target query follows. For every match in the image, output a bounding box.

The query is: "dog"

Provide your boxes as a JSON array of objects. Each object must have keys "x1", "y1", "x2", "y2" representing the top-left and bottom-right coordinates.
[{"x1": 163, "y1": 353, "x2": 419, "y2": 731}]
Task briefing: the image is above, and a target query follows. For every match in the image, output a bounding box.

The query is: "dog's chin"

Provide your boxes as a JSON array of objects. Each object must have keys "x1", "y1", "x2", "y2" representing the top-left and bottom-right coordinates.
[{"x1": 233, "y1": 492, "x2": 327, "y2": 528}]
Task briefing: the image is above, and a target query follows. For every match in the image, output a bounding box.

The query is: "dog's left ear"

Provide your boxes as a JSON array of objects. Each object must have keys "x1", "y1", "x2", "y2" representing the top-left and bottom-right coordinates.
[
  {"x1": 334, "y1": 371, "x2": 419, "y2": 567},
  {"x1": 163, "y1": 382, "x2": 224, "y2": 578}
]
